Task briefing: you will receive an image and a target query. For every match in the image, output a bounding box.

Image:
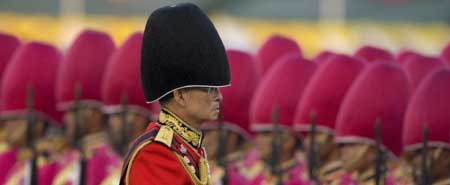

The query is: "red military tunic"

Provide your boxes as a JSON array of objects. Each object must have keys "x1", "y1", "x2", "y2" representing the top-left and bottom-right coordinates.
[{"x1": 120, "y1": 109, "x2": 211, "y2": 185}]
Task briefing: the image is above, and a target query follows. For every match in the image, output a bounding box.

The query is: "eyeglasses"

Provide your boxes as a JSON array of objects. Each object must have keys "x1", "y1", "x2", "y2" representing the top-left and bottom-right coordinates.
[{"x1": 189, "y1": 87, "x2": 220, "y2": 97}]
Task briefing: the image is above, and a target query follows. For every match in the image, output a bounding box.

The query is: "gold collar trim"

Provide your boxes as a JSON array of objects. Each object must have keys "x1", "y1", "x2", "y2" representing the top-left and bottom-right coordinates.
[{"x1": 159, "y1": 108, "x2": 203, "y2": 148}]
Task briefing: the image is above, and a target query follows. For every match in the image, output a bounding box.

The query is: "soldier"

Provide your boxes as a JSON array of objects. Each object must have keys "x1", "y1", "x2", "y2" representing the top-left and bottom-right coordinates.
[
  {"x1": 52, "y1": 30, "x2": 119, "y2": 185},
  {"x1": 1, "y1": 42, "x2": 63, "y2": 185},
  {"x1": 401, "y1": 55, "x2": 444, "y2": 91},
  {"x1": 0, "y1": 32, "x2": 20, "y2": 185},
  {"x1": 333, "y1": 62, "x2": 412, "y2": 184},
  {"x1": 119, "y1": 3, "x2": 230, "y2": 185},
  {"x1": 228, "y1": 53, "x2": 316, "y2": 185},
  {"x1": 353, "y1": 45, "x2": 394, "y2": 63},
  {"x1": 100, "y1": 32, "x2": 158, "y2": 185},
  {"x1": 403, "y1": 67, "x2": 450, "y2": 185},
  {"x1": 293, "y1": 54, "x2": 365, "y2": 183},
  {"x1": 440, "y1": 42, "x2": 450, "y2": 65},
  {"x1": 201, "y1": 49, "x2": 261, "y2": 185},
  {"x1": 256, "y1": 34, "x2": 302, "y2": 75}
]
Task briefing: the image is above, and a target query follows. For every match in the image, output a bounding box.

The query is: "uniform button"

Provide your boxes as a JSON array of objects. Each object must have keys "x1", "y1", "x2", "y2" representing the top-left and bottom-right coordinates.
[
  {"x1": 183, "y1": 156, "x2": 191, "y2": 164},
  {"x1": 180, "y1": 145, "x2": 187, "y2": 154},
  {"x1": 190, "y1": 165, "x2": 196, "y2": 173}
]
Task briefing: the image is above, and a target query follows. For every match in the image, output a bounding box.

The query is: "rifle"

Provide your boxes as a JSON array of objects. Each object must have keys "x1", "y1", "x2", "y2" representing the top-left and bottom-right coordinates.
[
  {"x1": 307, "y1": 111, "x2": 319, "y2": 183},
  {"x1": 26, "y1": 85, "x2": 37, "y2": 185},
  {"x1": 216, "y1": 103, "x2": 228, "y2": 185},
  {"x1": 374, "y1": 118, "x2": 384, "y2": 185},
  {"x1": 269, "y1": 106, "x2": 282, "y2": 185},
  {"x1": 420, "y1": 124, "x2": 429, "y2": 185},
  {"x1": 73, "y1": 84, "x2": 87, "y2": 185},
  {"x1": 119, "y1": 93, "x2": 130, "y2": 156}
]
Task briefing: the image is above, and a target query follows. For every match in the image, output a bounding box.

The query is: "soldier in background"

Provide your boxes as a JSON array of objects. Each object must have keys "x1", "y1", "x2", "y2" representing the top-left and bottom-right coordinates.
[
  {"x1": 201, "y1": 49, "x2": 261, "y2": 185},
  {"x1": 1, "y1": 42, "x2": 63, "y2": 185},
  {"x1": 403, "y1": 67, "x2": 450, "y2": 185},
  {"x1": 228, "y1": 53, "x2": 316, "y2": 185},
  {"x1": 0, "y1": 32, "x2": 20, "y2": 185},
  {"x1": 100, "y1": 32, "x2": 158, "y2": 185},
  {"x1": 293, "y1": 54, "x2": 365, "y2": 183},
  {"x1": 52, "y1": 30, "x2": 120, "y2": 185},
  {"x1": 333, "y1": 62, "x2": 412, "y2": 184}
]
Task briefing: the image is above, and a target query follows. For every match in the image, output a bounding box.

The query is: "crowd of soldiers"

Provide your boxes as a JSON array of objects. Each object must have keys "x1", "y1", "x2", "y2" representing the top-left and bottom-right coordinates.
[{"x1": 1, "y1": 4, "x2": 450, "y2": 185}]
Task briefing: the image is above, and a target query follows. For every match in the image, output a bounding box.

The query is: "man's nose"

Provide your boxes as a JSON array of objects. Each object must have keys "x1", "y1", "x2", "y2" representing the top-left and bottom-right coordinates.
[{"x1": 215, "y1": 90, "x2": 223, "y2": 102}]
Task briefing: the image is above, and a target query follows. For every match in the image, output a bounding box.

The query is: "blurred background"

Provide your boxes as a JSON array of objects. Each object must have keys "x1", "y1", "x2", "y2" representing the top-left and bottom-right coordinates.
[{"x1": 0, "y1": 0, "x2": 449, "y2": 57}]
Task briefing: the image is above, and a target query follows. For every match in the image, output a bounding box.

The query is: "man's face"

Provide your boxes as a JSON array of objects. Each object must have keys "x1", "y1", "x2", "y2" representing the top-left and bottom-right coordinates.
[
  {"x1": 409, "y1": 148, "x2": 450, "y2": 178},
  {"x1": 303, "y1": 132, "x2": 336, "y2": 159},
  {"x1": 64, "y1": 106, "x2": 103, "y2": 140},
  {"x1": 255, "y1": 130, "x2": 296, "y2": 161},
  {"x1": 4, "y1": 118, "x2": 27, "y2": 146},
  {"x1": 4, "y1": 117, "x2": 47, "y2": 147},
  {"x1": 340, "y1": 143, "x2": 375, "y2": 171},
  {"x1": 255, "y1": 131, "x2": 274, "y2": 161},
  {"x1": 0, "y1": 121, "x2": 5, "y2": 142},
  {"x1": 182, "y1": 87, "x2": 222, "y2": 122}
]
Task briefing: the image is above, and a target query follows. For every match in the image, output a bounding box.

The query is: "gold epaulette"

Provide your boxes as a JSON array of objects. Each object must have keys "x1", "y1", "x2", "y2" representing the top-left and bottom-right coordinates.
[{"x1": 154, "y1": 125, "x2": 174, "y2": 147}]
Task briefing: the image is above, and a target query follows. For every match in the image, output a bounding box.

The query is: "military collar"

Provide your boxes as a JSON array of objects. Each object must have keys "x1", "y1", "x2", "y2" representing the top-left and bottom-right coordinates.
[{"x1": 158, "y1": 108, "x2": 203, "y2": 149}]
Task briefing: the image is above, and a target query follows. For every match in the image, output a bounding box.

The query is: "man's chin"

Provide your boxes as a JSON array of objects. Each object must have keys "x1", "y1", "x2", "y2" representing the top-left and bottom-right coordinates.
[{"x1": 209, "y1": 113, "x2": 219, "y2": 121}]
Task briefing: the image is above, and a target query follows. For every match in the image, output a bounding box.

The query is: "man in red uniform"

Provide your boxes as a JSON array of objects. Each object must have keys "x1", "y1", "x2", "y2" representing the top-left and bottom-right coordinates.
[{"x1": 119, "y1": 3, "x2": 230, "y2": 185}]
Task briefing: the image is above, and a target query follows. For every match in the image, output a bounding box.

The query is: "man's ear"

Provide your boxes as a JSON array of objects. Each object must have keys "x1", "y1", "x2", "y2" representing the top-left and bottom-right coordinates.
[{"x1": 173, "y1": 90, "x2": 187, "y2": 107}]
